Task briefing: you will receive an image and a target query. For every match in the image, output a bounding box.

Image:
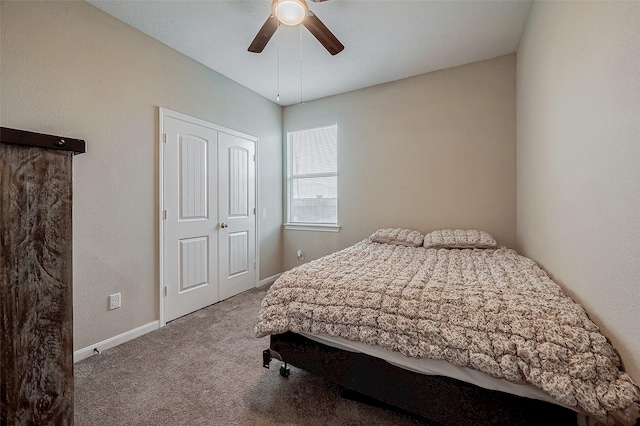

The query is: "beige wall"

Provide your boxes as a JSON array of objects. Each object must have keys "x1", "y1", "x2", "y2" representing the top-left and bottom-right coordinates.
[
  {"x1": 282, "y1": 55, "x2": 516, "y2": 271},
  {"x1": 0, "y1": 1, "x2": 283, "y2": 350},
  {"x1": 517, "y1": 1, "x2": 640, "y2": 381}
]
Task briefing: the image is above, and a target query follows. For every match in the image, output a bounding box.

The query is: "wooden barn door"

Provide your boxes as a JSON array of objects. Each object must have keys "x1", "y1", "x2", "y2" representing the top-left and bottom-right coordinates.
[{"x1": 1, "y1": 128, "x2": 85, "y2": 426}]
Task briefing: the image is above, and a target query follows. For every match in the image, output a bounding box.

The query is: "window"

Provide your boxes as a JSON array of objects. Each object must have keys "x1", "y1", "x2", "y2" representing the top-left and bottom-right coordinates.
[{"x1": 286, "y1": 125, "x2": 339, "y2": 231}]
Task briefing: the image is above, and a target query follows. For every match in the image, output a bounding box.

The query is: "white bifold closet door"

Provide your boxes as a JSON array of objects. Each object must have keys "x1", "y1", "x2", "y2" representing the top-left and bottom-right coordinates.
[{"x1": 162, "y1": 111, "x2": 256, "y2": 323}]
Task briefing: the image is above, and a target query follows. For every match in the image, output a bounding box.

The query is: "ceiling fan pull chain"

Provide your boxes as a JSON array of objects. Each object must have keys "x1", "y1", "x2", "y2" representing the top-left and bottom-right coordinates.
[
  {"x1": 300, "y1": 24, "x2": 303, "y2": 104},
  {"x1": 277, "y1": 22, "x2": 281, "y2": 103}
]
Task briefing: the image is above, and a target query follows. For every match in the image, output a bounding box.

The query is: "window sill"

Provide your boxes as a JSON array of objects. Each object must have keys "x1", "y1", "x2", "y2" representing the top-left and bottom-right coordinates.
[{"x1": 284, "y1": 224, "x2": 341, "y2": 232}]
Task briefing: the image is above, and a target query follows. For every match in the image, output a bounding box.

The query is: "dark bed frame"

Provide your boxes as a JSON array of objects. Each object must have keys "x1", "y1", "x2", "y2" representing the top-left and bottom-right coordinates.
[{"x1": 263, "y1": 331, "x2": 578, "y2": 426}]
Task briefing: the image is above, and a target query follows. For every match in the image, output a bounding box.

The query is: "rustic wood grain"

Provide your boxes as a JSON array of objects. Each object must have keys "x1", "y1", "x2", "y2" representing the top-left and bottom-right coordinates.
[{"x1": 1, "y1": 143, "x2": 74, "y2": 425}]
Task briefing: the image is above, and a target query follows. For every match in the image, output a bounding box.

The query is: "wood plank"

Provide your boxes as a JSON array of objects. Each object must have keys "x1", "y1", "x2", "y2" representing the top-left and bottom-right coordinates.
[{"x1": 0, "y1": 143, "x2": 74, "y2": 425}]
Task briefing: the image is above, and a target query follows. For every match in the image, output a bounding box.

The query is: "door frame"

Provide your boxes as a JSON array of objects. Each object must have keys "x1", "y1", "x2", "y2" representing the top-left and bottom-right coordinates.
[{"x1": 158, "y1": 107, "x2": 260, "y2": 327}]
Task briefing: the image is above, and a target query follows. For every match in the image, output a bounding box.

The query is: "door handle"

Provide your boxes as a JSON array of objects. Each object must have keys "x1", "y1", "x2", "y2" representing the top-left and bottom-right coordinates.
[{"x1": 220, "y1": 222, "x2": 228, "y2": 229}]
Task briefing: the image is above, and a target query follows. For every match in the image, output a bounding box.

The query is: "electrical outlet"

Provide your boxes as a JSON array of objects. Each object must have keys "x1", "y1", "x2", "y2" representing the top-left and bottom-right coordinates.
[
  {"x1": 296, "y1": 250, "x2": 304, "y2": 261},
  {"x1": 109, "y1": 293, "x2": 121, "y2": 310}
]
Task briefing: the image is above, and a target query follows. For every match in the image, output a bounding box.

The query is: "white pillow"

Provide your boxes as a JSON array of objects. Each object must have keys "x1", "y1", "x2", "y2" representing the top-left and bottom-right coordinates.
[
  {"x1": 423, "y1": 229, "x2": 498, "y2": 249},
  {"x1": 369, "y1": 228, "x2": 424, "y2": 247}
]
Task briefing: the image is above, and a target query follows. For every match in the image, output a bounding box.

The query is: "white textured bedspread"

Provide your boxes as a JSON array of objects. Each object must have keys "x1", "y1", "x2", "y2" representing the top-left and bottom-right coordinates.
[{"x1": 255, "y1": 240, "x2": 640, "y2": 425}]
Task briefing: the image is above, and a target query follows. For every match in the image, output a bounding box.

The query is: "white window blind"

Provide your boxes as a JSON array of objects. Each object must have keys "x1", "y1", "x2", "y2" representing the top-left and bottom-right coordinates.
[{"x1": 287, "y1": 125, "x2": 338, "y2": 226}]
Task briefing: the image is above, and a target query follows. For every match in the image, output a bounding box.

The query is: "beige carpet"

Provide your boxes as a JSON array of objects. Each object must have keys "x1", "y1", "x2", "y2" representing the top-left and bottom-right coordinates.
[{"x1": 74, "y1": 285, "x2": 429, "y2": 425}]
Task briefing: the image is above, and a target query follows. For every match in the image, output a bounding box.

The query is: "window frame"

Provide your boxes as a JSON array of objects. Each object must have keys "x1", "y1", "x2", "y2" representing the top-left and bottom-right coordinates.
[{"x1": 284, "y1": 124, "x2": 340, "y2": 232}]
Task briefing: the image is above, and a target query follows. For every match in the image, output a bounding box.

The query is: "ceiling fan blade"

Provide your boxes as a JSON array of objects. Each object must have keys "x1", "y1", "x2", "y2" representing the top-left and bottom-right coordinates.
[
  {"x1": 248, "y1": 14, "x2": 278, "y2": 53},
  {"x1": 302, "y1": 12, "x2": 344, "y2": 55}
]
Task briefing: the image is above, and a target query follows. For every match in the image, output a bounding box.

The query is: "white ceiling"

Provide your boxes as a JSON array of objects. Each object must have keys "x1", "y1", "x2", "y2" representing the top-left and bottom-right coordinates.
[{"x1": 87, "y1": 0, "x2": 532, "y2": 106}]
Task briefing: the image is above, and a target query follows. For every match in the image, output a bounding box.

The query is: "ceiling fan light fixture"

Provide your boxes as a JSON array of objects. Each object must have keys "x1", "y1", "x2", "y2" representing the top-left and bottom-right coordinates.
[
  {"x1": 274, "y1": 0, "x2": 308, "y2": 26},
  {"x1": 249, "y1": 0, "x2": 344, "y2": 56}
]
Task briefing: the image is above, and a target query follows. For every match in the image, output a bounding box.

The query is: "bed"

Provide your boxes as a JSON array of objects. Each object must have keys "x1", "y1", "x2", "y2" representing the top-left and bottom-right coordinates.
[{"x1": 256, "y1": 229, "x2": 640, "y2": 425}]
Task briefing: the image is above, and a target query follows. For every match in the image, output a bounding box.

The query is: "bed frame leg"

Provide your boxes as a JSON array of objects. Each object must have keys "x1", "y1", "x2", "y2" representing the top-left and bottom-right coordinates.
[
  {"x1": 279, "y1": 363, "x2": 290, "y2": 377},
  {"x1": 262, "y1": 348, "x2": 282, "y2": 368},
  {"x1": 263, "y1": 348, "x2": 290, "y2": 377}
]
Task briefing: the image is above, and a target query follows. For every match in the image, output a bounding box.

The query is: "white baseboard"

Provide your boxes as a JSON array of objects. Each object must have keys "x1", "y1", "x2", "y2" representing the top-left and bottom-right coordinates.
[
  {"x1": 73, "y1": 320, "x2": 159, "y2": 363},
  {"x1": 75, "y1": 276, "x2": 280, "y2": 363},
  {"x1": 259, "y1": 273, "x2": 282, "y2": 287}
]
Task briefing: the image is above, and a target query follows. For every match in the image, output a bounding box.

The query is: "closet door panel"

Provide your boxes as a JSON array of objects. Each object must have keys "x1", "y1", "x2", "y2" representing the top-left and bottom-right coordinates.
[{"x1": 0, "y1": 144, "x2": 74, "y2": 425}]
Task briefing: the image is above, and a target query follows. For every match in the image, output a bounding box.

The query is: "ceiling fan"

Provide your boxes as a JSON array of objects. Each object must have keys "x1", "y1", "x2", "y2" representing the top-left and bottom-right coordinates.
[{"x1": 248, "y1": 0, "x2": 344, "y2": 56}]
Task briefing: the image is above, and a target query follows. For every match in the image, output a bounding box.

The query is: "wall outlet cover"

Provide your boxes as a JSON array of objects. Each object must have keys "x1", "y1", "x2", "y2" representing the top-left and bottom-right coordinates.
[{"x1": 109, "y1": 293, "x2": 121, "y2": 310}]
